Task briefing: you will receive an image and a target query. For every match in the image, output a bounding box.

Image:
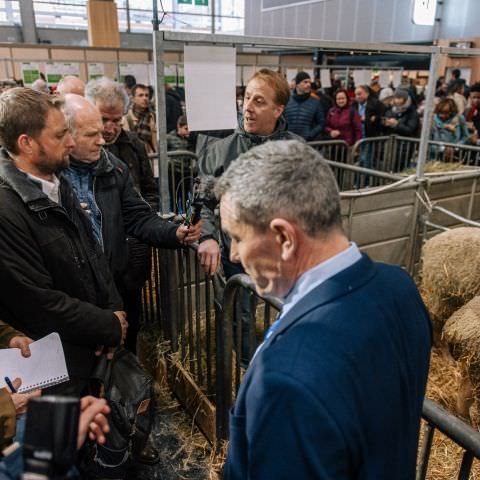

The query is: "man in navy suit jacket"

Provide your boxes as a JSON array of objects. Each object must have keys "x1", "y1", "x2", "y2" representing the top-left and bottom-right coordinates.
[{"x1": 216, "y1": 140, "x2": 432, "y2": 479}]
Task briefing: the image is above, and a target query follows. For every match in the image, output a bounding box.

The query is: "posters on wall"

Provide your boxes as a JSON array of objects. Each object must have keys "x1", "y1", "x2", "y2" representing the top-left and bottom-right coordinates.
[
  {"x1": 88, "y1": 63, "x2": 105, "y2": 80},
  {"x1": 177, "y1": 65, "x2": 184, "y2": 86},
  {"x1": 44, "y1": 62, "x2": 80, "y2": 84},
  {"x1": 21, "y1": 62, "x2": 40, "y2": 85},
  {"x1": 184, "y1": 45, "x2": 237, "y2": 131},
  {"x1": 164, "y1": 64, "x2": 177, "y2": 85}
]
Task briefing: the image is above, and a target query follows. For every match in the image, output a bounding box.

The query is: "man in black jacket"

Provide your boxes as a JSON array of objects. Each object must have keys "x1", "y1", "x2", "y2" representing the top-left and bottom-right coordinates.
[
  {"x1": 352, "y1": 85, "x2": 385, "y2": 170},
  {"x1": 0, "y1": 88, "x2": 127, "y2": 396},
  {"x1": 63, "y1": 94, "x2": 201, "y2": 353},
  {"x1": 85, "y1": 77, "x2": 159, "y2": 353}
]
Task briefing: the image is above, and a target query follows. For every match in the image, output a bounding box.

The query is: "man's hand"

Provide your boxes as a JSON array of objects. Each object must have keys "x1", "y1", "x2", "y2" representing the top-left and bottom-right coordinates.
[
  {"x1": 384, "y1": 118, "x2": 398, "y2": 128},
  {"x1": 114, "y1": 311, "x2": 128, "y2": 342},
  {"x1": 8, "y1": 336, "x2": 33, "y2": 358},
  {"x1": 329, "y1": 130, "x2": 341, "y2": 139},
  {"x1": 77, "y1": 396, "x2": 110, "y2": 449},
  {"x1": 176, "y1": 221, "x2": 203, "y2": 245},
  {"x1": 8, "y1": 378, "x2": 41, "y2": 416},
  {"x1": 198, "y1": 238, "x2": 220, "y2": 276}
]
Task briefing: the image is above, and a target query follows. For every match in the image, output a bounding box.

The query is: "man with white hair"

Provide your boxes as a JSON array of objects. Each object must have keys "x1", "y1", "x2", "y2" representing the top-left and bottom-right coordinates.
[
  {"x1": 57, "y1": 75, "x2": 85, "y2": 96},
  {"x1": 217, "y1": 140, "x2": 432, "y2": 479},
  {"x1": 84, "y1": 77, "x2": 159, "y2": 353}
]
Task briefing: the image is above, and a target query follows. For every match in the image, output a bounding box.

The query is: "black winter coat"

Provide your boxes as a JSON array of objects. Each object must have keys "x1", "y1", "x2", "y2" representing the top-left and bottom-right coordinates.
[
  {"x1": 0, "y1": 149, "x2": 122, "y2": 384},
  {"x1": 166, "y1": 89, "x2": 183, "y2": 133},
  {"x1": 352, "y1": 97, "x2": 386, "y2": 137},
  {"x1": 105, "y1": 129, "x2": 159, "y2": 210},
  {"x1": 66, "y1": 150, "x2": 180, "y2": 290},
  {"x1": 383, "y1": 103, "x2": 419, "y2": 137}
]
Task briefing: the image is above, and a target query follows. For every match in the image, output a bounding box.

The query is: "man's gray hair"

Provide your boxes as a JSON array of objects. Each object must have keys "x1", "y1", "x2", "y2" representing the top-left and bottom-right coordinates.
[
  {"x1": 85, "y1": 77, "x2": 129, "y2": 113},
  {"x1": 215, "y1": 140, "x2": 342, "y2": 237}
]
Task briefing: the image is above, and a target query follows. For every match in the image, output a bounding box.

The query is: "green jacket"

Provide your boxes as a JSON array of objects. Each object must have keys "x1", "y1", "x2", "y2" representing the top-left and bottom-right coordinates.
[
  {"x1": 0, "y1": 320, "x2": 24, "y2": 349},
  {"x1": 0, "y1": 321, "x2": 23, "y2": 452},
  {"x1": 198, "y1": 116, "x2": 302, "y2": 241}
]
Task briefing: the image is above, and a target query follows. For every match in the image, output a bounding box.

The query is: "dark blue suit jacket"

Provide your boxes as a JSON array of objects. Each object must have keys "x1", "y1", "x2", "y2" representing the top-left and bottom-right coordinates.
[{"x1": 224, "y1": 255, "x2": 432, "y2": 480}]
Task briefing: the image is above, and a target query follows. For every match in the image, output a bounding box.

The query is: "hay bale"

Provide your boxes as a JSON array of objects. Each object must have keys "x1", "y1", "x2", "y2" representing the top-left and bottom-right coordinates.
[
  {"x1": 420, "y1": 227, "x2": 480, "y2": 341},
  {"x1": 443, "y1": 296, "x2": 480, "y2": 425}
]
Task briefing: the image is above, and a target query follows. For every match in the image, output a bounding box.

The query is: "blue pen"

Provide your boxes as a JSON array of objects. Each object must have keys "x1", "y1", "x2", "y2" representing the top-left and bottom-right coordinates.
[{"x1": 4, "y1": 377, "x2": 16, "y2": 393}]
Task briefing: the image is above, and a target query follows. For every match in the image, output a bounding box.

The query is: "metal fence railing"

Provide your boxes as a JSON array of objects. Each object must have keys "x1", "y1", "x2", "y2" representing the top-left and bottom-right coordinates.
[
  {"x1": 417, "y1": 400, "x2": 480, "y2": 480},
  {"x1": 308, "y1": 139, "x2": 351, "y2": 164},
  {"x1": 349, "y1": 136, "x2": 480, "y2": 173}
]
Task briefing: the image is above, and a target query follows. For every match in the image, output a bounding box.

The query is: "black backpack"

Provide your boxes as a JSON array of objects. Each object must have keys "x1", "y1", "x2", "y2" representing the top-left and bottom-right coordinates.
[{"x1": 81, "y1": 349, "x2": 155, "y2": 478}]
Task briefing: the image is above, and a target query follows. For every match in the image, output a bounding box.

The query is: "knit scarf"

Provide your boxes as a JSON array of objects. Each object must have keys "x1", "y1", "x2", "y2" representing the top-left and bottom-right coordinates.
[{"x1": 131, "y1": 105, "x2": 153, "y2": 147}]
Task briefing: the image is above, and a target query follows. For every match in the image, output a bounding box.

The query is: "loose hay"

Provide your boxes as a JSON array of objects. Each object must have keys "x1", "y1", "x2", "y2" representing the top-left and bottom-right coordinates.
[
  {"x1": 422, "y1": 347, "x2": 480, "y2": 478},
  {"x1": 420, "y1": 227, "x2": 480, "y2": 342}
]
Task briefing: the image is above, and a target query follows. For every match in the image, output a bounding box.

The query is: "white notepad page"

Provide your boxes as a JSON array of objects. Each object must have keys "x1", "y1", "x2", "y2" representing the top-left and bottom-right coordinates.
[{"x1": 0, "y1": 332, "x2": 69, "y2": 393}]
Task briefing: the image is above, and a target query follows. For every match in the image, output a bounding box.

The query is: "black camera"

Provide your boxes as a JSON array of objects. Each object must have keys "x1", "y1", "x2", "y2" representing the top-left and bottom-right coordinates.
[
  {"x1": 184, "y1": 176, "x2": 214, "y2": 227},
  {"x1": 22, "y1": 396, "x2": 80, "y2": 480}
]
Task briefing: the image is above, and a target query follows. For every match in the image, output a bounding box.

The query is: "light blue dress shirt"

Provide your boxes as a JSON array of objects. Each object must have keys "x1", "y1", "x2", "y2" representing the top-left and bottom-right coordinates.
[{"x1": 264, "y1": 242, "x2": 362, "y2": 341}]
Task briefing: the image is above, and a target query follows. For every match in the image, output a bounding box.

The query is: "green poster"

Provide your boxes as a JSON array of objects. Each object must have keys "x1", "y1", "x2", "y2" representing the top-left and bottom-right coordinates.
[
  {"x1": 22, "y1": 69, "x2": 40, "y2": 84},
  {"x1": 195, "y1": 0, "x2": 208, "y2": 5},
  {"x1": 178, "y1": 0, "x2": 192, "y2": 3},
  {"x1": 46, "y1": 73, "x2": 62, "y2": 83}
]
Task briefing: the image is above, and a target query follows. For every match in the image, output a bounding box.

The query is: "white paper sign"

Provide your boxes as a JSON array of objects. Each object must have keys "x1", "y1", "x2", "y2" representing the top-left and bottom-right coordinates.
[
  {"x1": 88, "y1": 63, "x2": 105, "y2": 80},
  {"x1": 120, "y1": 63, "x2": 149, "y2": 85},
  {"x1": 62, "y1": 63, "x2": 80, "y2": 77},
  {"x1": 242, "y1": 66, "x2": 255, "y2": 85},
  {"x1": 353, "y1": 70, "x2": 367, "y2": 87},
  {"x1": 286, "y1": 68, "x2": 298, "y2": 83},
  {"x1": 392, "y1": 70, "x2": 402, "y2": 87},
  {"x1": 379, "y1": 70, "x2": 390, "y2": 88},
  {"x1": 320, "y1": 69, "x2": 331, "y2": 88},
  {"x1": 184, "y1": 46, "x2": 237, "y2": 131}
]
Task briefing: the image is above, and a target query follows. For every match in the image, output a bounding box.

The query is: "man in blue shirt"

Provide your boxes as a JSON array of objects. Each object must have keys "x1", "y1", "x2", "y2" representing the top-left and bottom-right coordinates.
[{"x1": 216, "y1": 140, "x2": 432, "y2": 479}]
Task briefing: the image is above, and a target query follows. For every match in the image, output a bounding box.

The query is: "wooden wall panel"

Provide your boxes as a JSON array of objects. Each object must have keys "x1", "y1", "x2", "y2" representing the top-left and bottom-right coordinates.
[{"x1": 87, "y1": 0, "x2": 120, "y2": 48}]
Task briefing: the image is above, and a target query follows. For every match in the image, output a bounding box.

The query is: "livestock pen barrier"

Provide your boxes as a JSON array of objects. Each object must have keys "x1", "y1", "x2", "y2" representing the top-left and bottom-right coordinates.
[{"x1": 141, "y1": 152, "x2": 480, "y2": 461}]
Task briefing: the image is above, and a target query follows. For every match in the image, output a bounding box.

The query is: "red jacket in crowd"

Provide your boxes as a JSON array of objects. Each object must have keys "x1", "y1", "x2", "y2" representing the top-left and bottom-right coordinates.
[{"x1": 325, "y1": 105, "x2": 362, "y2": 146}]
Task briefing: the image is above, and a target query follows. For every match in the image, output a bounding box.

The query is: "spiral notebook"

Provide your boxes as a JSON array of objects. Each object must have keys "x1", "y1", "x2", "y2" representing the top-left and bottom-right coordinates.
[{"x1": 0, "y1": 332, "x2": 69, "y2": 393}]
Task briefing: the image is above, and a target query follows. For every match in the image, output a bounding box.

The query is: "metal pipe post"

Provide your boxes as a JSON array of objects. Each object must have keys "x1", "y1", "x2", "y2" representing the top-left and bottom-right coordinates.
[
  {"x1": 211, "y1": 0, "x2": 215, "y2": 34},
  {"x1": 416, "y1": 50, "x2": 441, "y2": 180},
  {"x1": 153, "y1": 30, "x2": 172, "y2": 212}
]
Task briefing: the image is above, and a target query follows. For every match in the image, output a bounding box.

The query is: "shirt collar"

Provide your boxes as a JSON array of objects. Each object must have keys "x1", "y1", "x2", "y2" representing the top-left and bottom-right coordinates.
[
  {"x1": 23, "y1": 172, "x2": 60, "y2": 204},
  {"x1": 280, "y1": 242, "x2": 362, "y2": 319}
]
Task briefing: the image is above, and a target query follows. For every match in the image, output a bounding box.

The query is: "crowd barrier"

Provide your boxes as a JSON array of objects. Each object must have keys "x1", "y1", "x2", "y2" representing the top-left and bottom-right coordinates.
[{"x1": 308, "y1": 136, "x2": 480, "y2": 174}]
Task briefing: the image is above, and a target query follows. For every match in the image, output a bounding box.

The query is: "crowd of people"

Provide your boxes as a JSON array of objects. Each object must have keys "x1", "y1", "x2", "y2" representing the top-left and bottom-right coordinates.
[{"x1": 0, "y1": 63, "x2": 470, "y2": 479}]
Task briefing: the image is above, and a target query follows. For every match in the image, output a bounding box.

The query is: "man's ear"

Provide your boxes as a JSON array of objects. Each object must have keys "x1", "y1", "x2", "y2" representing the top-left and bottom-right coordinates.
[
  {"x1": 270, "y1": 218, "x2": 297, "y2": 261},
  {"x1": 273, "y1": 104, "x2": 284, "y2": 121},
  {"x1": 16, "y1": 134, "x2": 34, "y2": 156}
]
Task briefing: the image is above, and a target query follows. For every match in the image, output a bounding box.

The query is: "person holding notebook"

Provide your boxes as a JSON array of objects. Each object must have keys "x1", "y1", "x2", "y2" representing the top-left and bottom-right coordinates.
[{"x1": 0, "y1": 88, "x2": 127, "y2": 397}]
